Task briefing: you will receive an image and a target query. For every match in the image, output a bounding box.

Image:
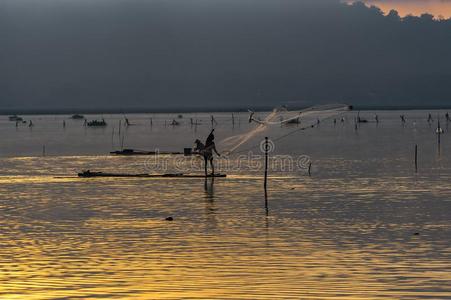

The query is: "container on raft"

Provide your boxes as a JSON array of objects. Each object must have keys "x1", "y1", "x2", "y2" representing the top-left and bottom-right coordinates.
[
  {"x1": 184, "y1": 148, "x2": 193, "y2": 156},
  {"x1": 77, "y1": 170, "x2": 226, "y2": 178}
]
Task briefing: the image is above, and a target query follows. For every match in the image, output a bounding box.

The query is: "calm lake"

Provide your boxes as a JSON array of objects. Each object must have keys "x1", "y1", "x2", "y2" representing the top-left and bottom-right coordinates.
[{"x1": 0, "y1": 110, "x2": 450, "y2": 299}]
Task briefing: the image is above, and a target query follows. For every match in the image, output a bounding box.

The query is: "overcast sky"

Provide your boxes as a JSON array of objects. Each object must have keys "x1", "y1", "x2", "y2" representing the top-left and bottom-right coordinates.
[{"x1": 1, "y1": 0, "x2": 451, "y2": 111}]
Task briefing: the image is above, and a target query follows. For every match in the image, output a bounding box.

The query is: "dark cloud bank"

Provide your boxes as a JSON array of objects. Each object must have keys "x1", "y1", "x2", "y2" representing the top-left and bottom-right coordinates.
[{"x1": 1, "y1": 0, "x2": 451, "y2": 112}]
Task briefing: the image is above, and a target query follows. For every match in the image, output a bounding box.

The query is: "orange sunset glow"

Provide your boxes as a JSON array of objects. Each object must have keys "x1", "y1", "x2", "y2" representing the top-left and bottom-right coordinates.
[{"x1": 351, "y1": 0, "x2": 451, "y2": 18}]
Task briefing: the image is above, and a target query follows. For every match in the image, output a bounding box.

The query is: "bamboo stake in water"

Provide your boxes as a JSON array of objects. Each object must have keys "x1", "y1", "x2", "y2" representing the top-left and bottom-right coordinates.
[
  {"x1": 264, "y1": 137, "x2": 269, "y2": 215},
  {"x1": 437, "y1": 117, "x2": 442, "y2": 157},
  {"x1": 42, "y1": 145, "x2": 46, "y2": 157},
  {"x1": 415, "y1": 144, "x2": 418, "y2": 173},
  {"x1": 121, "y1": 133, "x2": 125, "y2": 150},
  {"x1": 111, "y1": 127, "x2": 115, "y2": 148},
  {"x1": 264, "y1": 137, "x2": 269, "y2": 190},
  {"x1": 437, "y1": 119, "x2": 441, "y2": 147}
]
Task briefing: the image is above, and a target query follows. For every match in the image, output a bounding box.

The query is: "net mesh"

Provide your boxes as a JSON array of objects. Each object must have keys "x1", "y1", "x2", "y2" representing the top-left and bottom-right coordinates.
[{"x1": 219, "y1": 103, "x2": 351, "y2": 154}]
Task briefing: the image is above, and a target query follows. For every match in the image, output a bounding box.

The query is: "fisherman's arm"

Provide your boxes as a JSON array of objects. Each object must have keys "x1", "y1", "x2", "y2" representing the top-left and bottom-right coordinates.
[{"x1": 213, "y1": 145, "x2": 220, "y2": 156}]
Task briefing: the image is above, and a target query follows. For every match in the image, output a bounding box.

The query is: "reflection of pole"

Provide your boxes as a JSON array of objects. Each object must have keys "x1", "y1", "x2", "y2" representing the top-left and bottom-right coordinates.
[
  {"x1": 415, "y1": 144, "x2": 418, "y2": 173},
  {"x1": 264, "y1": 137, "x2": 269, "y2": 190},
  {"x1": 264, "y1": 188, "x2": 268, "y2": 216}
]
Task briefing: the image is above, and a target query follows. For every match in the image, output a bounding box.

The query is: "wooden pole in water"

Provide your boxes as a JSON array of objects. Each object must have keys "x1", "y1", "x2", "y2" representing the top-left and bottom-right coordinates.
[
  {"x1": 42, "y1": 145, "x2": 46, "y2": 157},
  {"x1": 308, "y1": 162, "x2": 312, "y2": 176},
  {"x1": 264, "y1": 137, "x2": 269, "y2": 190},
  {"x1": 121, "y1": 133, "x2": 125, "y2": 150},
  {"x1": 232, "y1": 113, "x2": 235, "y2": 127},
  {"x1": 437, "y1": 119, "x2": 441, "y2": 147},
  {"x1": 264, "y1": 137, "x2": 269, "y2": 214},
  {"x1": 415, "y1": 144, "x2": 418, "y2": 173},
  {"x1": 111, "y1": 127, "x2": 115, "y2": 147}
]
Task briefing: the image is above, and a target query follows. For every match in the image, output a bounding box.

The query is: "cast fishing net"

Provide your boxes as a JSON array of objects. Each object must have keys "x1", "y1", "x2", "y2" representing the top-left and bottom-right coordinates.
[{"x1": 218, "y1": 103, "x2": 351, "y2": 155}]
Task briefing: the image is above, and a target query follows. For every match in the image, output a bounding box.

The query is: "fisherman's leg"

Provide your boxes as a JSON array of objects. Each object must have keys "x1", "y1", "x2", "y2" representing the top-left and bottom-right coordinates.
[{"x1": 210, "y1": 158, "x2": 215, "y2": 175}]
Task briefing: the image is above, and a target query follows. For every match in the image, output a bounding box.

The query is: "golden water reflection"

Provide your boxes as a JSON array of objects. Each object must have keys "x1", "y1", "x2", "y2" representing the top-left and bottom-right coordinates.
[{"x1": 0, "y1": 158, "x2": 450, "y2": 299}]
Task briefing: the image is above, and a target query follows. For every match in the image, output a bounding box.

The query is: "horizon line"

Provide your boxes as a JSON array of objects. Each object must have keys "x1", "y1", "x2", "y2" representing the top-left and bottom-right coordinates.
[{"x1": 1, "y1": 104, "x2": 451, "y2": 115}]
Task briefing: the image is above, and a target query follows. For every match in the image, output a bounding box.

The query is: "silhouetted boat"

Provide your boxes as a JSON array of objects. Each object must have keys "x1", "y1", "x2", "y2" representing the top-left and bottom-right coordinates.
[
  {"x1": 87, "y1": 119, "x2": 107, "y2": 127},
  {"x1": 71, "y1": 114, "x2": 85, "y2": 119},
  {"x1": 357, "y1": 117, "x2": 369, "y2": 123},
  {"x1": 9, "y1": 115, "x2": 23, "y2": 121}
]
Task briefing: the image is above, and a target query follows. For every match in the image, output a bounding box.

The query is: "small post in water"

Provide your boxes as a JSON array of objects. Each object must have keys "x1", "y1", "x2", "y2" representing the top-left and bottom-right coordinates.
[
  {"x1": 264, "y1": 137, "x2": 269, "y2": 190},
  {"x1": 42, "y1": 145, "x2": 46, "y2": 157},
  {"x1": 437, "y1": 118, "x2": 442, "y2": 147},
  {"x1": 415, "y1": 144, "x2": 418, "y2": 173},
  {"x1": 308, "y1": 162, "x2": 312, "y2": 176}
]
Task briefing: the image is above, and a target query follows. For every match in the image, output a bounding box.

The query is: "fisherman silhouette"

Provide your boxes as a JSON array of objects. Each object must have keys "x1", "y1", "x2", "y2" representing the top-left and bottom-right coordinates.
[
  {"x1": 205, "y1": 129, "x2": 215, "y2": 147},
  {"x1": 194, "y1": 129, "x2": 220, "y2": 176}
]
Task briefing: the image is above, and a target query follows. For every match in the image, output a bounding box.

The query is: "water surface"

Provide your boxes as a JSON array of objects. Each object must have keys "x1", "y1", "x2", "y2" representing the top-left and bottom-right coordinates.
[{"x1": 0, "y1": 111, "x2": 450, "y2": 299}]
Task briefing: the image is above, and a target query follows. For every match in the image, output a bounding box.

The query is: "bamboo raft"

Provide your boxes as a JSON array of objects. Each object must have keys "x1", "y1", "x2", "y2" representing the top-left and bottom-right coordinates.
[
  {"x1": 78, "y1": 170, "x2": 226, "y2": 178},
  {"x1": 110, "y1": 149, "x2": 183, "y2": 155}
]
